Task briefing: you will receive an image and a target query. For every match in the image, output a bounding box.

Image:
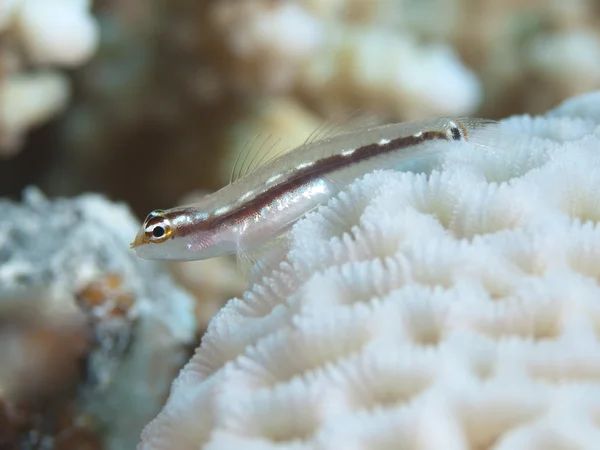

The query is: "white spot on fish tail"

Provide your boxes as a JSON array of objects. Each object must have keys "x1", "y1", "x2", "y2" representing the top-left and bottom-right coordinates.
[{"x1": 379, "y1": 138, "x2": 392, "y2": 145}]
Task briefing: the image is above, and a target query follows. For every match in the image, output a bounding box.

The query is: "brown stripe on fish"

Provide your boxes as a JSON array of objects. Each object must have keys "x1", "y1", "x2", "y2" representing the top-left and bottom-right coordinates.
[{"x1": 177, "y1": 128, "x2": 457, "y2": 235}]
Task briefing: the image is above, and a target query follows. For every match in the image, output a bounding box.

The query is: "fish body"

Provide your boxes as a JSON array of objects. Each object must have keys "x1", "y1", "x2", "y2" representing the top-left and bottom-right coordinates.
[{"x1": 131, "y1": 117, "x2": 494, "y2": 261}]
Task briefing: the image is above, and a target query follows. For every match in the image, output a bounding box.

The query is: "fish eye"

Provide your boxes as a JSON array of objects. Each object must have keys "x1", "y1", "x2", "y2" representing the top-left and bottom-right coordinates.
[
  {"x1": 450, "y1": 126, "x2": 461, "y2": 141},
  {"x1": 143, "y1": 213, "x2": 172, "y2": 243},
  {"x1": 446, "y1": 121, "x2": 466, "y2": 141},
  {"x1": 152, "y1": 226, "x2": 165, "y2": 238}
]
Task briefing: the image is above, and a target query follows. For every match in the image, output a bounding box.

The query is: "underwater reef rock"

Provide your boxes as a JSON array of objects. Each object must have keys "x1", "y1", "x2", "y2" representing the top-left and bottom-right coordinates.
[
  {"x1": 0, "y1": 189, "x2": 196, "y2": 450},
  {"x1": 140, "y1": 91, "x2": 600, "y2": 449}
]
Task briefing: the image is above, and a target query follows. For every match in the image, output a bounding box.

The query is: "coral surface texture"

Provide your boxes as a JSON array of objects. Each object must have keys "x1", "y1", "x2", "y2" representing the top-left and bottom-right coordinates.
[{"x1": 140, "y1": 92, "x2": 600, "y2": 450}]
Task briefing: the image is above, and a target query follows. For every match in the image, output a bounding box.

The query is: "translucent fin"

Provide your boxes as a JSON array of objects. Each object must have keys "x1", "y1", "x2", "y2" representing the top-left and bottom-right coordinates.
[
  {"x1": 229, "y1": 110, "x2": 383, "y2": 184},
  {"x1": 230, "y1": 134, "x2": 255, "y2": 184},
  {"x1": 459, "y1": 117, "x2": 499, "y2": 140},
  {"x1": 236, "y1": 235, "x2": 287, "y2": 283},
  {"x1": 460, "y1": 118, "x2": 503, "y2": 151},
  {"x1": 229, "y1": 134, "x2": 288, "y2": 184},
  {"x1": 304, "y1": 109, "x2": 382, "y2": 146}
]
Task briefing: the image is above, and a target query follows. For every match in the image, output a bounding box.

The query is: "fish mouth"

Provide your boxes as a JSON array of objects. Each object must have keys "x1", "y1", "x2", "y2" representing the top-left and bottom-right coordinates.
[{"x1": 130, "y1": 231, "x2": 147, "y2": 249}]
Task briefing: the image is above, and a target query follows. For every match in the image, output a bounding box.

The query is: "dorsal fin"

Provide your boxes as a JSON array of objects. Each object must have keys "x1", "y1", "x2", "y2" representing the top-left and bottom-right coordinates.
[
  {"x1": 303, "y1": 109, "x2": 381, "y2": 146},
  {"x1": 230, "y1": 134, "x2": 257, "y2": 184},
  {"x1": 229, "y1": 134, "x2": 289, "y2": 184},
  {"x1": 228, "y1": 110, "x2": 382, "y2": 185}
]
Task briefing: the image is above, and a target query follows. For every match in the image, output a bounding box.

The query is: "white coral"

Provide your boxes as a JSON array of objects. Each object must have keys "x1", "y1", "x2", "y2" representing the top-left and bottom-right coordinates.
[
  {"x1": 208, "y1": 0, "x2": 481, "y2": 119},
  {"x1": 211, "y1": 1, "x2": 324, "y2": 92},
  {"x1": 14, "y1": 0, "x2": 98, "y2": 66},
  {"x1": 300, "y1": 28, "x2": 481, "y2": 119},
  {"x1": 0, "y1": 0, "x2": 98, "y2": 154},
  {"x1": 140, "y1": 91, "x2": 600, "y2": 449},
  {"x1": 0, "y1": 72, "x2": 70, "y2": 150},
  {"x1": 526, "y1": 30, "x2": 600, "y2": 94}
]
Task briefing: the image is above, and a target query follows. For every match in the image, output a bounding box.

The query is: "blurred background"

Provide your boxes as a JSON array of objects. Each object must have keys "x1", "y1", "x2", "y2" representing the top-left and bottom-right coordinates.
[{"x1": 0, "y1": 0, "x2": 599, "y2": 448}]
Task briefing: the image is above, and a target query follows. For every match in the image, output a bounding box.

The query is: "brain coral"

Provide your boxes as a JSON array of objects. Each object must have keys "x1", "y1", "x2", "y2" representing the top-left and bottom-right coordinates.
[{"x1": 140, "y1": 91, "x2": 600, "y2": 450}]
